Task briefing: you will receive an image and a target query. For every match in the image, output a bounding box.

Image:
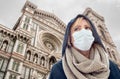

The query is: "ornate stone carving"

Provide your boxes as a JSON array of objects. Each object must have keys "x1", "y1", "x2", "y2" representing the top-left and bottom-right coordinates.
[
  {"x1": 39, "y1": 31, "x2": 61, "y2": 53},
  {"x1": 44, "y1": 40, "x2": 55, "y2": 51}
]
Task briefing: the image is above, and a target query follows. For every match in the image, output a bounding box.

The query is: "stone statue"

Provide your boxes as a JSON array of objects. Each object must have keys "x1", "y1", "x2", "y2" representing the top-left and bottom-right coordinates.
[
  {"x1": 41, "y1": 57, "x2": 45, "y2": 66},
  {"x1": 26, "y1": 52, "x2": 30, "y2": 60},
  {"x1": 1, "y1": 42, "x2": 7, "y2": 51},
  {"x1": 34, "y1": 55, "x2": 38, "y2": 63}
]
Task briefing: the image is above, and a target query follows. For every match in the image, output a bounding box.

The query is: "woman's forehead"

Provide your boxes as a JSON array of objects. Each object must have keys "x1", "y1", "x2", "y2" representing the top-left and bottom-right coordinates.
[{"x1": 71, "y1": 17, "x2": 90, "y2": 29}]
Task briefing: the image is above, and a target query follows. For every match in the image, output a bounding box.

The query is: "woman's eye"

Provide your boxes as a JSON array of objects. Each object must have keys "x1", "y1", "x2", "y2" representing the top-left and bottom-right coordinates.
[
  {"x1": 85, "y1": 27, "x2": 90, "y2": 30},
  {"x1": 74, "y1": 28, "x2": 78, "y2": 31}
]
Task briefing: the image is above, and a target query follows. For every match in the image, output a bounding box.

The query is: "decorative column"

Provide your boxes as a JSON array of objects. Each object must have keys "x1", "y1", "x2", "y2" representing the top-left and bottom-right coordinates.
[
  {"x1": 30, "y1": 53, "x2": 34, "y2": 62},
  {"x1": 46, "y1": 57, "x2": 49, "y2": 69},
  {"x1": 22, "y1": 43, "x2": 27, "y2": 56},
  {"x1": 44, "y1": 57, "x2": 47, "y2": 68},
  {"x1": 17, "y1": 75, "x2": 21, "y2": 79},
  {"x1": 7, "y1": 58, "x2": 14, "y2": 70},
  {"x1": 38, "y1": 55, "x2": 40, "y2": 65},
  {"x1": 5, "y1": 58, "x2": 14, "y2": 79},
  {"x1": 12, "y1": 40, "x2": 19, "y2": 53},
  {"x1": 28, "y1": 18, "x2": 32, "y2": 31},
  {"x1": 18, "y1": 62, "x2": 23, "y2": 73},
  {"x1": 34, "y1": 25, "x2": 39, "y2": 47},
  {"x1": 4, "y1": 71, "x2": 10, "y2": 79}
]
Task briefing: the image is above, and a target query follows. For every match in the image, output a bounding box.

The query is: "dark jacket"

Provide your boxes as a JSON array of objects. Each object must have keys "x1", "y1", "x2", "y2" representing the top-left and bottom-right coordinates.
[
  {"x1": 49, "y1": 60, "x2": 120, "y2": 79},
  {"x1": 49, "y1": 14, "x2": 120, "y2": 79}
]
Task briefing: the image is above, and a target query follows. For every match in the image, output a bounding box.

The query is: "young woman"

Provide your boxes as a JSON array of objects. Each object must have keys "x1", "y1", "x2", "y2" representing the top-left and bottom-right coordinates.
[{"x1": 49, "y1": 14, "x2": 120, "y2": 79}]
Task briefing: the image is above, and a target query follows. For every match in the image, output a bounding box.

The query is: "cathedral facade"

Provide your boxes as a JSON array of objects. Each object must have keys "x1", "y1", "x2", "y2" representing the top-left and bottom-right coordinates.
[{"x1": 0, "y1": 1, "x2": 120, "y2": 79}]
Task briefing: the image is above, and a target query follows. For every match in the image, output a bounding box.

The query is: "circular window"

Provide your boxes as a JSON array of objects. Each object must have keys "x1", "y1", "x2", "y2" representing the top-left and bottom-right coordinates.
[
  {"x1": 39, "y1": 31, "x2": 61, "y2": 53},
  {"x1": 44, "y1": 40, "x2": 55, "y2": 51}
]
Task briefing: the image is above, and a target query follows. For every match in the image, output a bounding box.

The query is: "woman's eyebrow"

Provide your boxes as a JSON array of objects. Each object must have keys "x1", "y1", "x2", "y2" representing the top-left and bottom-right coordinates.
[{"x1": 73, "y1": 25, "x2": 81, "y2": 29}]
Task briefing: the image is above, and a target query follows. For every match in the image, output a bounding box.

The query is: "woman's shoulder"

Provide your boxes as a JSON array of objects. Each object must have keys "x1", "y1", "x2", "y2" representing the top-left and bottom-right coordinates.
[
  {"x1": 109, "y1": 60, "x2": 120, "y2": 71},
  {"x1": 49, "y1": 60, "x2": 67, "y2": 79},
  {"x1": 51, "y1": 60, "x2": 62, "y2": 71},
  {"x1": 109, "y1": 60, "x2": 120, "y2": 79}
]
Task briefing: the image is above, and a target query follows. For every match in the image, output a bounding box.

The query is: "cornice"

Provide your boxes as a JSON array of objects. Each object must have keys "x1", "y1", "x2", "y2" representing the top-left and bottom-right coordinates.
[
  {"x1": 83, "y1": 8, "x2": 105, "y2": 22},
  {"x1": 22, "y1": 1, "x2": 66, "y2": 30},
  {"x1": 21, "y1": 1, "x2": 37, "y2": 12}
]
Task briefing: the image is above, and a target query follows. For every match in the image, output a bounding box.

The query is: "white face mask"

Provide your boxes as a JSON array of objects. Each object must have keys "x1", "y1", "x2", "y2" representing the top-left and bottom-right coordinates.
[{"x1": 72, "y1": 29, "x2": 95, "y2": 51}]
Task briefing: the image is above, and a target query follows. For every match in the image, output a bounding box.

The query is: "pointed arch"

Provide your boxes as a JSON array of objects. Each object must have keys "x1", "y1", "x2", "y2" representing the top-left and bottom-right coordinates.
[
  {"x1": 49, "y1": 56, "x2": 56, "y2": 69},
  {"x1": 33, "y1": 53, "x2": 38, "y2": 63},
  {"x1": 26, "y1": 50, "x2": 31, "y2": 60},
  {"x1": 40, "y1": 56, "x2": 45, "y2": 66}
]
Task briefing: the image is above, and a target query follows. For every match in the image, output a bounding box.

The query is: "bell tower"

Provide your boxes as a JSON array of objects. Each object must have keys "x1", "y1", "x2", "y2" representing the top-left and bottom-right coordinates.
[{"x1": 83, "y1": 8, "x2": 120, "y2": 66}]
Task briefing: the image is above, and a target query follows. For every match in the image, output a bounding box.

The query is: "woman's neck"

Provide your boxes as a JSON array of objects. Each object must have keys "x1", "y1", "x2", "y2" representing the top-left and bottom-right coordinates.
[
  {"x1": 80, "y1": 50, "x2": 90, "y2": 58},
  {"x1": 74, "y1": 47, "x2": 90, "y2": 59}
]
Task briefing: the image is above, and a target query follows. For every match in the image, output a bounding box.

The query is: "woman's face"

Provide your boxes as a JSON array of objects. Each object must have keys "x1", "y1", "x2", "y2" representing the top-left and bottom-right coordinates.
[{"x1": 70, "y1": 17, "x2": 92, "y2": 46}]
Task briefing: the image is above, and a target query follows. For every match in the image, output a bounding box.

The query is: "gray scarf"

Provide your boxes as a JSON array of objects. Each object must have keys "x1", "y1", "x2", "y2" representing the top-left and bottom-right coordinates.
[{"x1": 62, "y1": 45, "x2": 110, "y2": 79}]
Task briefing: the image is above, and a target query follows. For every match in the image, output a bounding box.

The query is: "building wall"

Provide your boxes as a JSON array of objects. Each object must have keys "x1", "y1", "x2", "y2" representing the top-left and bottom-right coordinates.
[{"x1": 0, "y1": 1, "x2": 65, "y2": 79}]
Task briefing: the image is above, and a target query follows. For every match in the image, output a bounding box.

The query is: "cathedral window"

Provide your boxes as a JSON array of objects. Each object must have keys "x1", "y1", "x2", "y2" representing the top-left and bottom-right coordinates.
[
  {"x1": 16, "y1": 42, "x2": 24, "y2": 54},
  {"x1": 0, "y1": 57, "x2": 8, "y2": 79},
  {"x1": 23, "y1": 23, "x2": 28, "y2": 30},
  {"x1": 1, "y1": 59, "x2": 8, "y2": 71},
  {"x1": 0, "y1": 58, "x2": 8, "y2": 71},
  {"x1": 12, "y1": 61, "x2": 19, "y2": 72},
  {"x1": 7, "y1": 41, "x2": 14, "y2": 53},
  {"x1": 23, "y1": 16, "x2": 30, "y2": 30},
  {"x1": 25, "y1": 17, "x2": 30, "y2": 23}
]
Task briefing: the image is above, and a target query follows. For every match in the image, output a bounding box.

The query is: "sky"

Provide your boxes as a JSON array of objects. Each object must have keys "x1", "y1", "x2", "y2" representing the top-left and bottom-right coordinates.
[{"x1": 0, "y1": 0, "x2": 120, "y2": 52}]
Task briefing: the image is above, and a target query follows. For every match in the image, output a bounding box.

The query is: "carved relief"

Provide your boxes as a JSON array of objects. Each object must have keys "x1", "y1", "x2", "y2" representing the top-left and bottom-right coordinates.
[
  {"x1": 49, "y1": 56, "x2": 56, "y2": 69},
  {"x1": 38, "y1": 31, "x2": 61, "y2": 53}
]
